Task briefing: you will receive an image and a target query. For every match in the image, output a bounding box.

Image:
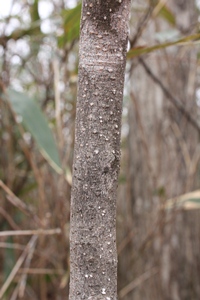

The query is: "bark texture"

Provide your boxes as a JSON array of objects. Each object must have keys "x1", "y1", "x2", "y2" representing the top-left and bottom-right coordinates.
[{"x1": 69, "y1": 1, "x2": 131, "y2": 299}]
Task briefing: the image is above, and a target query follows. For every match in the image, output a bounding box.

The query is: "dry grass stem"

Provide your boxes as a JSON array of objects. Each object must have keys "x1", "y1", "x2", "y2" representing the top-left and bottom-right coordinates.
[
  {"x1": 0, "y1": 180, "x2": 41, "y2": 225},
  {"x1": 18, "y1": 236, "x2": 38, "y2": 297},
  {"x1": 0, "y1": 242, "x2": 26, "y2": 250},
  {"x1": 0, "y1": 228, "x2": 61, "y2": 237},
  {"x1": 53, "y1": 58, "x2": 64, "y2": 150},
  {"x1": 0, "y1": 236, "x2": 38, "y2": 299},
  {"x1": 0, "y1": 207, "x2": 20, "y2": 230},
  {"x1": 18, "y1": 268, "x2": 65, "y2": 275}
]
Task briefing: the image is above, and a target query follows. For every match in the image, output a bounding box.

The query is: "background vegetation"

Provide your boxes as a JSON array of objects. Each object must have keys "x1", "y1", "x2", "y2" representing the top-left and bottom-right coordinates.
[{"x1": 1, "y1": 0, "x2": 200, "y2": 299}]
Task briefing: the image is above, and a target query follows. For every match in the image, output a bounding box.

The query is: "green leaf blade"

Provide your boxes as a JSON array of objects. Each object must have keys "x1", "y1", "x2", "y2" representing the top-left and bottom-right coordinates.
[
  {"x1": 158, "y1": 5, "x2": 176, "y2": 25},
  {"x1": 7, "y1": 89, "x2": 62, "y2": 174},
  {"x1": 58, "y1": 3, "x2": 81, "y2": 47}
]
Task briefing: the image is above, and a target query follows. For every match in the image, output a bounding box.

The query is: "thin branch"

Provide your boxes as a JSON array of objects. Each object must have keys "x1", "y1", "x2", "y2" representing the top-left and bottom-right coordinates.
[
  {"x1": 130, "y1": 91, "x2": 157, "y2": 187},
  {"x1": 18, "y1": 268, "x2": 65, "y2": 275},
  {"x1": 0, "y1": 180, "x2": 41, "y2": 226},
  {"x1": 130, "y1": 5, "x2": 154, "y2": 48},
  {"x1": 139, "y1": 57, "x2": 200, "y2": 135},
  {"x1": 118, "y1": 229, "x2": 135, "y2": 255},
  {"x1": 53, "y1": 58, "x2": 64, "y2": 150},
  {"x1": 0, "y1": 207, "x2": 20, "y2": 230},
  {"x1": 0, "y1": 236, "x2": 38, "y2": 299},
  {"x1": 18, "y1": 237, "x2": 38, "y2": 297},
  {"x1": 0, "y1": 228, "x2": 61, "y2": 237},
  {"x1": 0, "y1": 242, "x2": 26, "y2": 250},
  {"x1": 119, "y1": 267, "x2": 158, "y2": 298}
]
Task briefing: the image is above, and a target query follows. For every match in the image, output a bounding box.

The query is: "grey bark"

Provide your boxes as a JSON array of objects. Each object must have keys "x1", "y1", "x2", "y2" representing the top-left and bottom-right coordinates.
[{"x1": 69, "y1": 1, "x2": 131, "y2": 299}]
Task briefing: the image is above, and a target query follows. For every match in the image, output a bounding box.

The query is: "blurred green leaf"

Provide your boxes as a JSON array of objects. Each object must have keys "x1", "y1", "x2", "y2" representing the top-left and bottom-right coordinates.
[
  {"x1": 158, "y1": 5, "x2": 175, "y2": 25},
  {"x1": 152, "y1": 0, "x2": 175, "y2": 25},
  {"x1": 127, "y1": 33, "x2": 200, "y2": 58},
  {"x1": 19, "y1": 182, "x2": 38, "y2": 197},
  {"x1": 58, "y1": 3, "x2": 81, "y2": 48},
  {"x1": 119, "y1": 174, "x2": 126, "y2": 184},
  {"x1": 30, "y1": 0, "x2": 40, "y2": 23},
  {"x1": 155, "y1": 186, "x2": 166, "y2": 197},
  {"x1": 0, "y1": 23, "x2": 44, "y2": 46},
  {"x1": 29, "y1": 0, "x2": 42, "y2": 39},
  {"x1": 7, "y1": 89, "x2": 62, "y2": 174}
]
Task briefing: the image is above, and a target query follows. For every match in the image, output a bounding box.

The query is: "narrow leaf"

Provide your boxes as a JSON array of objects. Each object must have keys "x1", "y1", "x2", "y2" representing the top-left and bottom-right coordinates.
[
  {"x1": 7, "y1": 89, "x2": 62, "y2": 174},
  {"x1": 58, "y1": 3, "x2": 81, "y2": 47},
  {"x1": 165, "y1": 190, "x2": 200, "y2": 210},
  {"x1": 127, "y1": 33, "x2": 200, "y2": 58},
  {"x1": 158, "y1": 5, "x2": 176, "y2": 25}
]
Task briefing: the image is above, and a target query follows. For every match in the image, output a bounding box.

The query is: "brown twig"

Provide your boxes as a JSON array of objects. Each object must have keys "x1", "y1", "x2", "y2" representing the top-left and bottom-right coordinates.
[
  {"x1": 130, "y1": 91, "x2": 157, "y2": 188},
  {"x1": 0, "y1": 235, "x2": 38, "y2": 299},
  {"x1": 118, "y1": 229, "x2": 135, "y2": 255},
  {"x1": 119, "y1": 267, "x2": 158, "y2": 298},
  {"x1": 0, "y1": 180, "x2": 41, "y2": 226},
  {"x1": 0, "y1": 207, "x2": 20, "y2": 230},
  {"x1": 0, "y1": 242, "x2": 26, "y2": 251},
  {"x1": 139, "y1": 57, "x2": 200, "y2": 135},
  {"x1": 18, "y1": 237, "x2": 38, "y2": 297},
  {"x1": 18, "y1": 268, "x2": 64, "y2": 275},
  {"x1": 0, "y1": 228, "x2": 61, "y2": 237},
  {"x1": 130, "y1": 5, "x2": 154, "y2": 48}
]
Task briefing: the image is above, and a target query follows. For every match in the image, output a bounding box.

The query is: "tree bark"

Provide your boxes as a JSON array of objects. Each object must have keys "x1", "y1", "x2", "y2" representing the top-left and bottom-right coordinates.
[{"x1": 69, "y1": 1, "x2": 131, "y2": 299}]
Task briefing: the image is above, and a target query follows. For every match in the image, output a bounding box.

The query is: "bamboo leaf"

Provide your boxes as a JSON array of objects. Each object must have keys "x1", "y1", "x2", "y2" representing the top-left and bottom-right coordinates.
[
  {"x1": 58, "y1": 3, "x2": 81, "y2": 48},
  {"x1": 29, "y1": 0, "x2": 42, "y2": 38},
  {"x1": 0, "y1": 23, "x2": 44, "y2": 46},
  {"x1": 165, "y1": 190, "x2": 200, "y2": 210},
  {"x1": 30, "y1": 0, "x2": 40, "y2": 23},
  {"x1": 7, "y1": 89, "x2": 62, "y2": 174},
  {"x1": 127, "y1": 33, "x2": 200, "y2": 58},
  {"x1": 158, "y1": 5, "x2": 176, "y2": 25},
  {"x1": 153, "y1": 0, "x2": 175, "y2": 25}
]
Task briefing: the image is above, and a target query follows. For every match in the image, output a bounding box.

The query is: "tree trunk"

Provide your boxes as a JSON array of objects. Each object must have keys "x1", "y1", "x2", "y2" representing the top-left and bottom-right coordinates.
[{"x1": 69, "y1": 1, "x2": 131, "y2": 299}]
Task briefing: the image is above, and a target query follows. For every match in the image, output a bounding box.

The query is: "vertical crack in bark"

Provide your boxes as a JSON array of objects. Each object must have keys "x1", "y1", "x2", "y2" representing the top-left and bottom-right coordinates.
[{"x1": 69, "y1": 1, "x2": 131, "y2": 299}]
